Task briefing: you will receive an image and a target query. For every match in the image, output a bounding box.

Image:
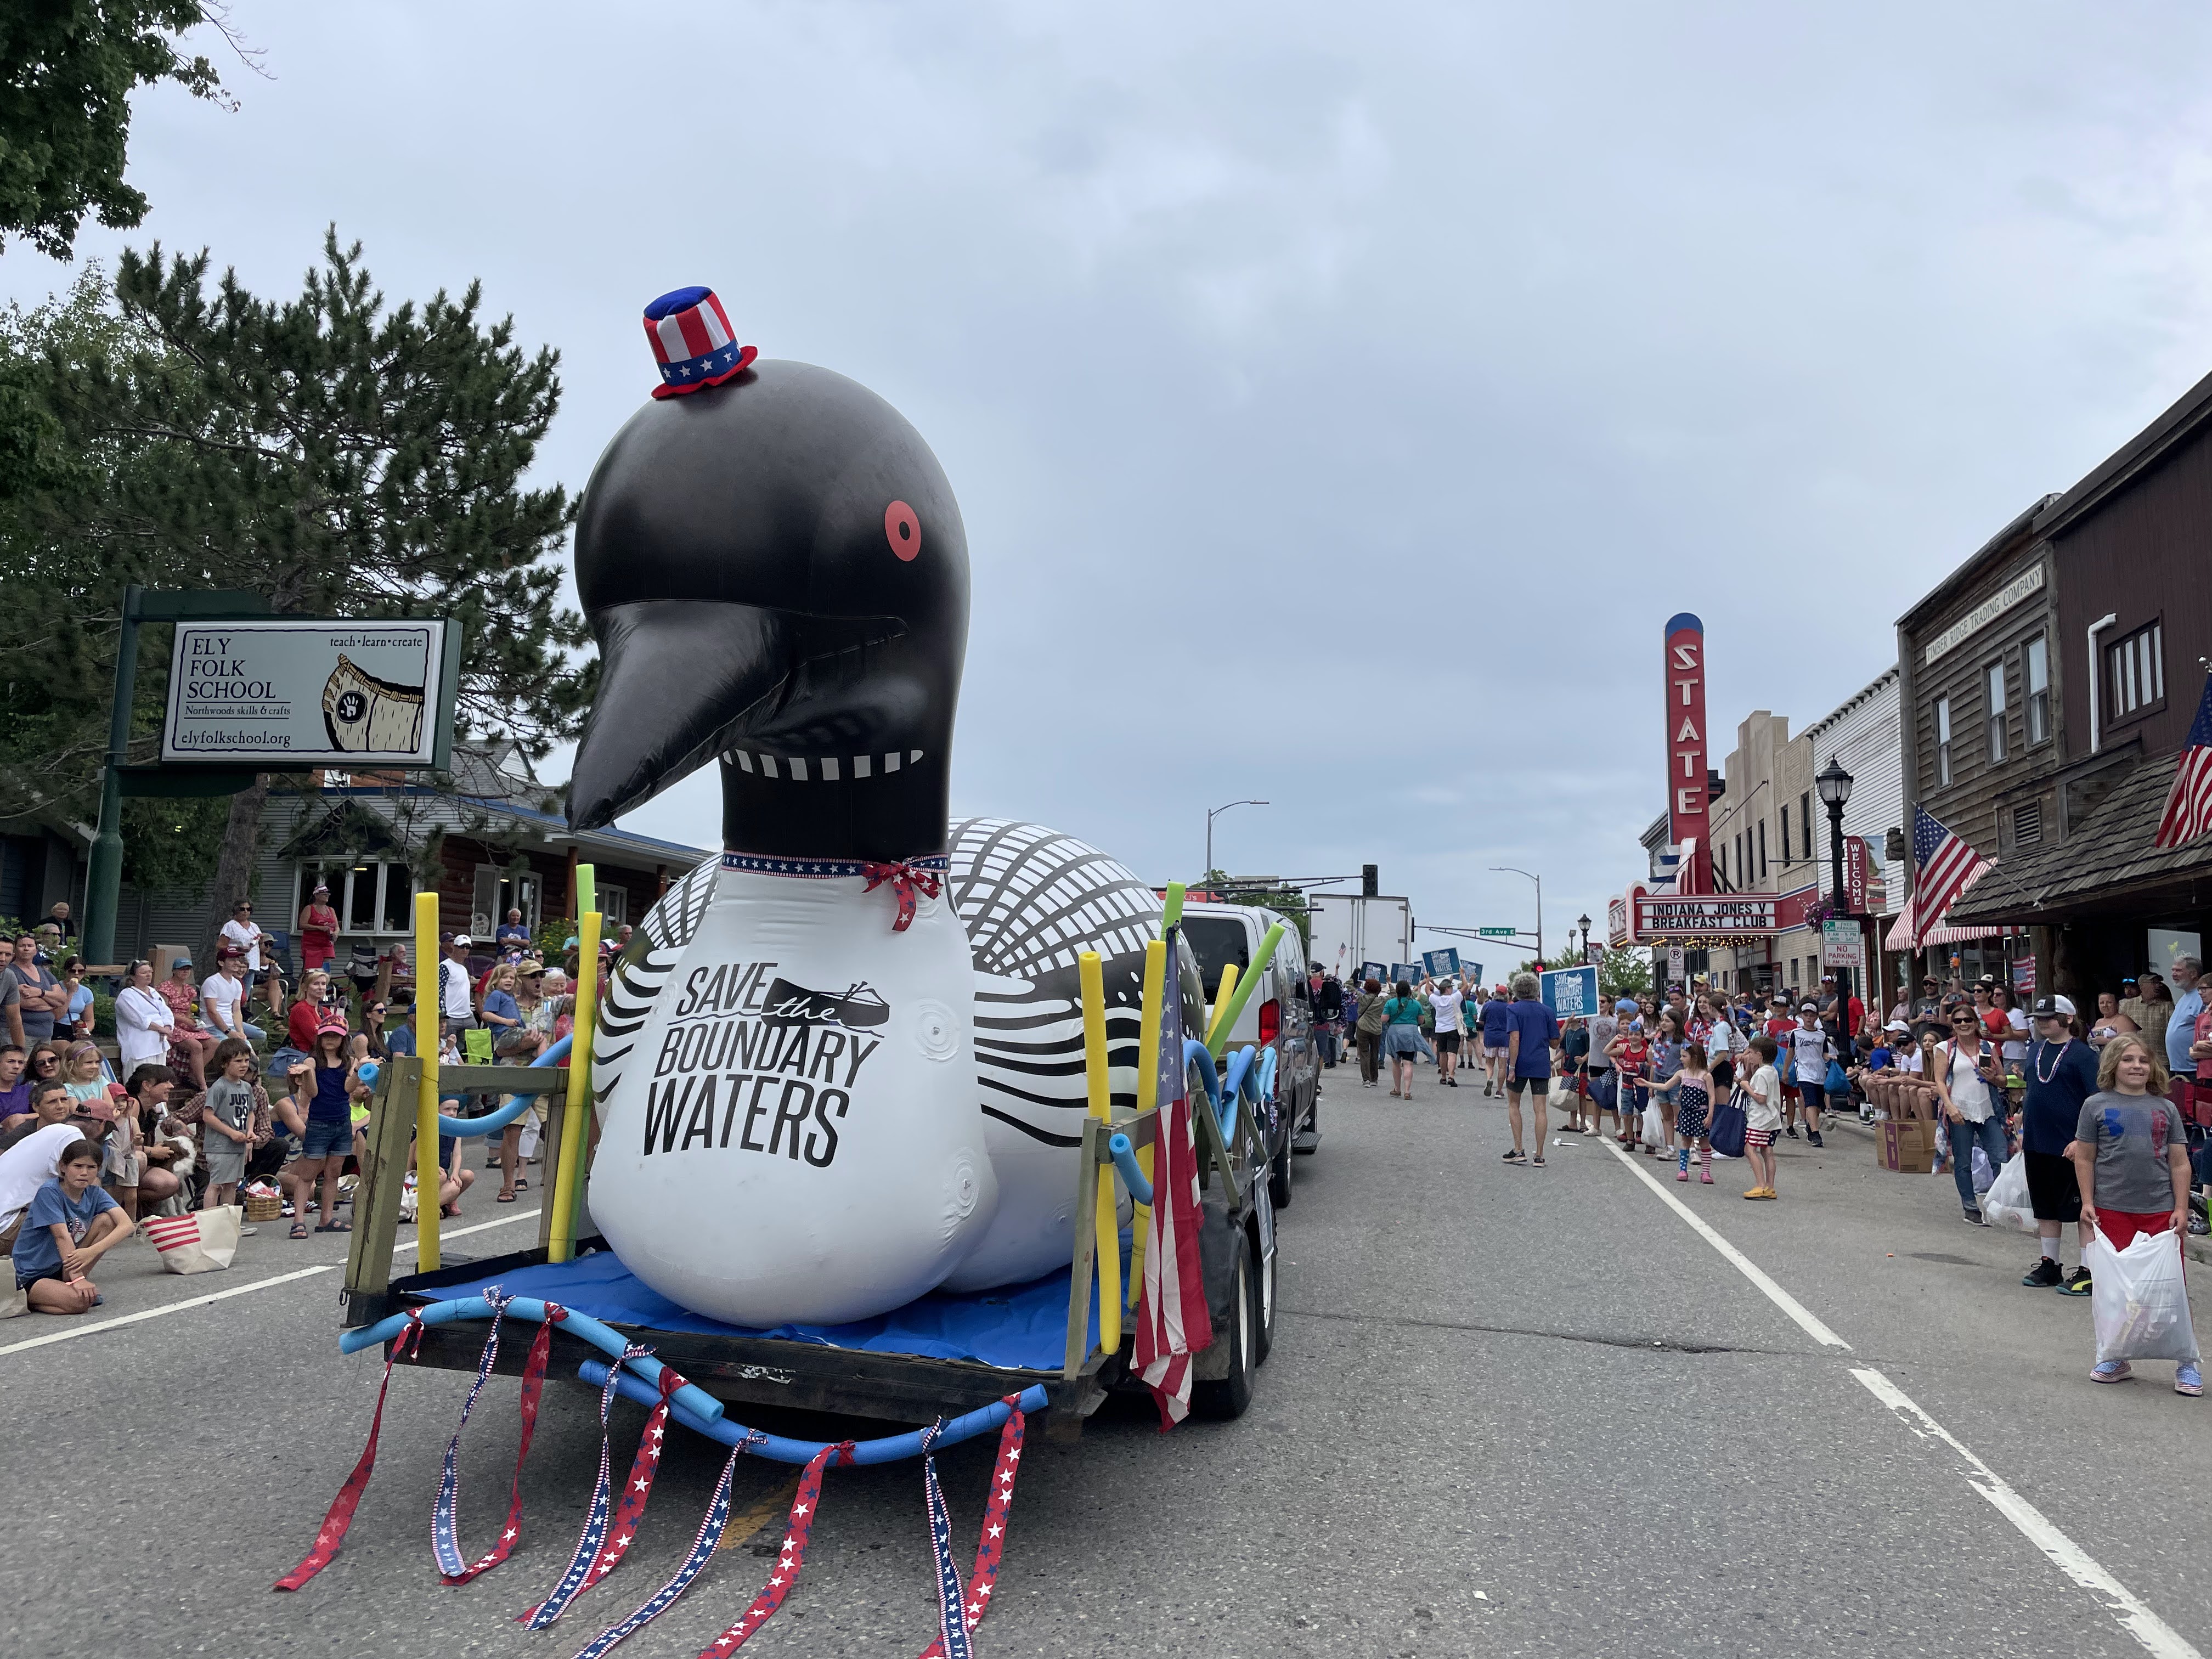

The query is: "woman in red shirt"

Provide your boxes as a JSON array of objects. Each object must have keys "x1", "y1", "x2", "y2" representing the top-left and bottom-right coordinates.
[{"x1": 298, "y1": 883, "x2": 341, "y2": 973}]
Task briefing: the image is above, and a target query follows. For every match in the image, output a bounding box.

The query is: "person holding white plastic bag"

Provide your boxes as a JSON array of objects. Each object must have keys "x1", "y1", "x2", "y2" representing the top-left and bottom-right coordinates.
[{"x1": 2072, "y1": 1035, "x2": 2199, "y2": 1395}]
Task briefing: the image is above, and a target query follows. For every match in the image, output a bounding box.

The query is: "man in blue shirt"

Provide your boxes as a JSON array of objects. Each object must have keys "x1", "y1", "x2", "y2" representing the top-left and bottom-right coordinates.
[
  {"x1": 2020, "y1": 996, "x2": 2101, "y2": 1295},
  {"x1": 1502, "y1": 972, "x2": 1561, "y2": 1169},
  {"x1": 2163, "y1": 956, "x2": 2203, "y2": 1079},
  {"x1": 1479, "y1": 991, "x2": 1514, "y2": 1098}
]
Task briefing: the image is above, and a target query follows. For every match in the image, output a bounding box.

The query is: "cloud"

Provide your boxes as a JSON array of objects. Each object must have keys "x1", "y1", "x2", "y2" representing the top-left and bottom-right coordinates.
[{"x1": 18, "y1": 1, "x2": 2212, "y2": 945}]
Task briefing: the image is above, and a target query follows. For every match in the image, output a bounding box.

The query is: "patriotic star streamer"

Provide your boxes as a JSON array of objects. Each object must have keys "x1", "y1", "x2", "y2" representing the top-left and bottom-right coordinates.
[
  {"x1": 690, "y1": 1441, "x2": 853, "y2": 1657},
  {"x1": 913, "y1": 1396, "x2": 1028, "y2": 1659},
  {"x1": 571, "y1": 1430, "x2": 777, "y2": 1659},
  {"x1": 917, "y1": 1420, "x2": 972, "y2": 1659},
  {"x1": 273, "y1": 1313, "x2": 424, "y2": 1591},
  {"x1": 435, "y1": 1298, "x2": 562, "y2": 1584},
  {"x1": 431, "y1": 1290, "x2": 517, "y2": 1580},
  {"x1": 521, "y1": 1342, "x2": 654, "y2": 1629}
]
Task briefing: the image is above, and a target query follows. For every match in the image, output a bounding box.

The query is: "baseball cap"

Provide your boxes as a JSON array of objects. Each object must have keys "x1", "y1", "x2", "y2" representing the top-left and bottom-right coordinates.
[
  {"x1": 1799, "y1": 1000, "x2": 1818, "y2": 1012},
  {"x1": 451, "y1": 933, "x2": 473, "y2": 947},
  {"x1": 317, "y1": 1009, "x2": 349, "y2": 1036},
  {"x1": 170, "y1": 953, "x2": 193, "y2": 969},
  {"x1": 1616, "y1": 998, "x2": 1638, "y2": 1016},
  {"x1": 2032, "y1": 995, "x2": 2077, "y2": 1018},
  {"x1": 1884, "y1": 1018, "x2": 1910, "y2": 1032}
]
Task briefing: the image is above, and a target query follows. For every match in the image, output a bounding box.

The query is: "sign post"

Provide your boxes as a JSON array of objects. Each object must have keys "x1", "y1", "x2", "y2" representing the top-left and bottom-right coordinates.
[{"x1": 85, "y1": 588, "x2": 272, "y2": 967}]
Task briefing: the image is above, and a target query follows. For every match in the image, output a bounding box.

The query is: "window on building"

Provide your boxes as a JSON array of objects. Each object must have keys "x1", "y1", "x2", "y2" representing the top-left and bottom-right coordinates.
[
  {"x1": 2108, "y1": 622, "x2": 2164, "y2": 720},
  {"x1": 2024, "y1": 635, "x2": 2050, "y2": 744},
  {"x1": 1935, "y1": 696, "x2": 1953, "y2": 787},
  {"x1": 1779, "y1": 804, "x2": 1790, "y2": 866},
  {"x1": 295, "y1": 860, "x2": 415, "y2": 936},
  {"x1": 1985, "y1": 661, "x2": 2007, "y2": 764},
  {"x1": 1799, "y1": 792, "x2": 1812, "y2": 859},
  {"x1": 1758, "y1": 819, "x2": 1768, "y2": 881},
  {"x1": 470, "y1": 866, "x2": 543, "y2": 940},
  {"x1": 600, "y1": 884, "x2": 630, "y2": 927},
  {"x1": 2013, "y1": 801, "x2": 2042, "y2": 848}
]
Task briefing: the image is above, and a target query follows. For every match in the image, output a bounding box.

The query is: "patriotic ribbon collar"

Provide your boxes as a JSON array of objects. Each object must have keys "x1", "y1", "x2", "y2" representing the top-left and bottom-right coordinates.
[{"x1": 720, "y1": 851, "x2": 949, "y2": 933}]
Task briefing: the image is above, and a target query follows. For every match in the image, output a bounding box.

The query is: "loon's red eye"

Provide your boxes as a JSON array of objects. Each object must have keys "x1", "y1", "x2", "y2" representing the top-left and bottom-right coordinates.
[{"x1": 885, "y1": 500, "x2": 920, "y2": 562}]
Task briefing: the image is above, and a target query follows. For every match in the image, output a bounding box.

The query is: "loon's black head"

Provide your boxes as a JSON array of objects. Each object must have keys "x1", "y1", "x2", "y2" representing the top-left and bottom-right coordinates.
[{"x1": 566, "y1": 359, "x2": 969, "y2": 861}]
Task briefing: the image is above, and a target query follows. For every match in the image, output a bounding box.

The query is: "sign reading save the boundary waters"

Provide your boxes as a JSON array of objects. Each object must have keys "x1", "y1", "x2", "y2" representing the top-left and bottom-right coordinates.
[
  {"x1": 161, "y1": 619, "x2": 458, "y2": 767},
  {"x1": 1421, "y1": 947, "x2": 1460, "y2": 979},
  {"x1": 1540, "y1": 965, "x2": 1600, "y2": 1020}
]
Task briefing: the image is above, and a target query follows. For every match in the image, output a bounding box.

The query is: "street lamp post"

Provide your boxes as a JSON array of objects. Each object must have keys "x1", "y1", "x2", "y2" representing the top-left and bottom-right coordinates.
[
  {"x1": 1491, "y1": 866, "x2": 1542, "y2": 967},
  {"x1": 1578, "y1": 912, "x2": 1592, "y2": 963},
  {"x1": 1816, "y1": 757, "x2": 1855, "y2": 1042},
  {"x1": 1205, "y1": 799, "x2": 1268, "y2": 883}
]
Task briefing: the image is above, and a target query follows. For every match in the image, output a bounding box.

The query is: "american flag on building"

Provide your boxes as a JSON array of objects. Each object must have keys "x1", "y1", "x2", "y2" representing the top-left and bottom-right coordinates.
[
  {"x1": 2153, "y1": 672, "x2": 2212, "y2": 849},
  {"x1": 1133, "y1": 933, "x2": 1213, "y2": 1429},
  {"x1": 1911, "y1": 805, "x2": 1993, "y2": 938}
]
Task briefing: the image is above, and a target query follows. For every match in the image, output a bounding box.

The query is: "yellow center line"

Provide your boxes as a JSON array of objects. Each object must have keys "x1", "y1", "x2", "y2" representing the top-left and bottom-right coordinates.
[{"x1": 718, "y1": 1476, "x2": 804, "y2": 1552}]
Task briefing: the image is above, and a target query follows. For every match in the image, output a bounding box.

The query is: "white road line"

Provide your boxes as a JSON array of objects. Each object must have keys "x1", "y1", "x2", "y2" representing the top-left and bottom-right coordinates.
[
  {"x1": 0, "y1": 1266, "x2": 335, "y2": 1356},
  {"x1": 1853, "y1": 1367, "x2": 2204, "y2": 1659},
  {"x1": 1597, "y1": 1136, "x2": 1852, "y2": 1349},
  {"x1": 0, "y1": 1207, "x2": 542, "y2": 1358}
]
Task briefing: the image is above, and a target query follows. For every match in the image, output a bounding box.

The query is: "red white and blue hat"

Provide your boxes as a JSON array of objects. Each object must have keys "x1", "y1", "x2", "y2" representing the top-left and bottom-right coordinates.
[{"x1": 642, "y1": 286, "x2": 757, "y2": 399}]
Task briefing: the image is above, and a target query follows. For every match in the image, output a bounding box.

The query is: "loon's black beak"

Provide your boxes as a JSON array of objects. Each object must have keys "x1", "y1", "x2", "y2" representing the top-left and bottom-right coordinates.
[{"x1": 567, "y1": 601, "x2": 792, "y2": 831}]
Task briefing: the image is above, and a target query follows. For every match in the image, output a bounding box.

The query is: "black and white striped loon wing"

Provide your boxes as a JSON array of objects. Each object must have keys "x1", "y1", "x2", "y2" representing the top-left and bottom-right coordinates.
[
  {"x1": 950, "y1": 818, "x2": 1168, "y2": 1145},
  {"x1": 591, "y1": 859, "x2": 716, "y2": 1105}
]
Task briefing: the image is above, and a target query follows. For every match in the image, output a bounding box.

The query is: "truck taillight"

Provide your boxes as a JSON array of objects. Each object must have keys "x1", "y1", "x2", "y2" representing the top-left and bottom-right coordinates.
[{"x1": 1259, "y1": 998, "x2": 1280, "y2": 1047}]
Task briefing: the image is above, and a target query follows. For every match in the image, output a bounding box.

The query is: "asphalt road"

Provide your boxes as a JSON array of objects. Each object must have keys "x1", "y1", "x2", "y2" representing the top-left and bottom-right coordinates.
[{"x1": 4, "y1": 1074, "x2": 2208, "y2": 1658}]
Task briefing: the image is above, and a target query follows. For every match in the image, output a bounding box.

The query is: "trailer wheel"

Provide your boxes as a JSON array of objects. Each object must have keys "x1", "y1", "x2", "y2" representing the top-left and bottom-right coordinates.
[{"x1": 1191, "y1": 1235, "x2": 1257, "y2": 1420}]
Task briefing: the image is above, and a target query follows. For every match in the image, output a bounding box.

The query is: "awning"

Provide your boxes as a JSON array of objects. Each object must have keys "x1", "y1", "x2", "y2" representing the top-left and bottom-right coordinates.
[
  {"x1": 1945, "y1": 752, "x2": 2212, "y2": 927},
  {"x1": 1883, "y1": 867, "x2": 2018, "y2": 952}
]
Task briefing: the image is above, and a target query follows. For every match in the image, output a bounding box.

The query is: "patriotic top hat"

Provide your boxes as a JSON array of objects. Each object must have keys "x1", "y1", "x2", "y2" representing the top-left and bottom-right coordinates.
[{"x1": 642, "y1": 286, "x2": 757, "y2": 398}]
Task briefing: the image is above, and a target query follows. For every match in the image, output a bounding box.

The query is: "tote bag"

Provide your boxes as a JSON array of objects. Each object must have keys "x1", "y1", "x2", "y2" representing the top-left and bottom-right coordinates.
[
  {"x1": 142, "y1": 1205, "x2": 242, "y2": 1275},
  {"x1": 1708, "y1": 1088, "x2": 1748, "y2": 1159}
]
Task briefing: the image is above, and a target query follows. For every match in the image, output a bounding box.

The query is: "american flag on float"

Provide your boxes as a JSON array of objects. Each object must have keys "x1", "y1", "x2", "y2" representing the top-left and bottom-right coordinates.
[
  {"x1": 1133, "y1": 932, "x2": 1214, "y2": 1429},
  {"x1": 2153, "y1": 672, "x2": 2212, "y2": 848},
  {"x1": 1911, "y1": 805, "x2": 1993, "y2": 937}
]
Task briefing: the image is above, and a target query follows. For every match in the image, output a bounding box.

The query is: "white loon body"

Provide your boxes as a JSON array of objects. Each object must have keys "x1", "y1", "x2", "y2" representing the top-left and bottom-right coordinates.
[
  {"x1": 588, "y1": 856, "x2": 994, "y2": 1328},
  {"x1": 594, "y1": 821, "x2": 1187, "y2": 1313}
]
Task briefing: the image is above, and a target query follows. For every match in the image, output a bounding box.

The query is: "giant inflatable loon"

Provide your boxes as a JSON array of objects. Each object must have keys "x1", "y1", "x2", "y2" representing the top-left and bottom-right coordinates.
[{"x1": 568, "y1": 289, "x2": 1202, "y2": 1327}]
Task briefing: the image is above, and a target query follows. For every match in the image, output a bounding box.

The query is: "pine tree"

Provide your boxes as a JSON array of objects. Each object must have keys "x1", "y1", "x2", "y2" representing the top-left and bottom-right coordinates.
[{"x1": 0, "y1": 236, "x2": 594, "y2": 960}]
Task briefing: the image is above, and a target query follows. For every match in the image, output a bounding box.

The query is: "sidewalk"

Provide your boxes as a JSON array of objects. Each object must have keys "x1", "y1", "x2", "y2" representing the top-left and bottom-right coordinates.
[{"x1": 1826, "y1": 1109, "x2": 2212, "y2": 1266}]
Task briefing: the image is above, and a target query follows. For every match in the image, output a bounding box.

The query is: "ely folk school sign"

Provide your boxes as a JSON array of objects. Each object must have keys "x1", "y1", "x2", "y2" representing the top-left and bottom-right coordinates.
[{"x1": 161, "y1": 620, "x2": 457, "y2": 768}]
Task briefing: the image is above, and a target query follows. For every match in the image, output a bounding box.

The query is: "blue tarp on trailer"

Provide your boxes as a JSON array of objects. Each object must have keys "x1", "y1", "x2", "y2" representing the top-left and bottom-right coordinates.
[{"x1": 423, "y1": 1248, "x2": 1104, "y2": 1372}]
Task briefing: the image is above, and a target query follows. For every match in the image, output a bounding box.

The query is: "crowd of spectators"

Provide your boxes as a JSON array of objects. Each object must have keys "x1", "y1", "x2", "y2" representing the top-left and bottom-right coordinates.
[{"x1": 1, "y1": 905, "x2": 600, "y2": 1318}]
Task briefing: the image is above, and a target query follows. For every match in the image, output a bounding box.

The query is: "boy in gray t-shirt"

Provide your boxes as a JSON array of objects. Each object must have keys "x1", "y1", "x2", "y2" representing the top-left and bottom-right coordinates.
[{"x1": 200, "y1": 1060, "x2": 257, "y2": 1205}]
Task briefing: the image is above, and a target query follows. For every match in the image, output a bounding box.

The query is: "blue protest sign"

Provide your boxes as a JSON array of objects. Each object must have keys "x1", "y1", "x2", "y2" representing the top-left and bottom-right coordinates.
[
  {"x1": 1391, "y1": 963, "x2": 1420, "y2": 988},
  {"x1": 1421, "y1": 947, "x2": 1461, "y2": 979},
  {"x1": 1359, "y1": 961, "x2": 1389, "y2": 987},
  {"x1": 1540, "y1": 964, "x2": 1601, "y2": 1020}
]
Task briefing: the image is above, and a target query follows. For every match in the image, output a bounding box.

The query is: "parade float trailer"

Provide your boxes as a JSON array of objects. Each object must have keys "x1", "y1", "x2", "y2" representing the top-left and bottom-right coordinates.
[{"x1": 335, "y1": 880, "x2": 1282, "y2": 1441}]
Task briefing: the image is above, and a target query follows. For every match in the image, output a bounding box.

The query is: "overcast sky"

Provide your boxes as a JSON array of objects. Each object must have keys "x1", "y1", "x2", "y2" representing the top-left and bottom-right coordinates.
[{"x1": 13, "y1": 2, "x2": 2212, "y2": 962}]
